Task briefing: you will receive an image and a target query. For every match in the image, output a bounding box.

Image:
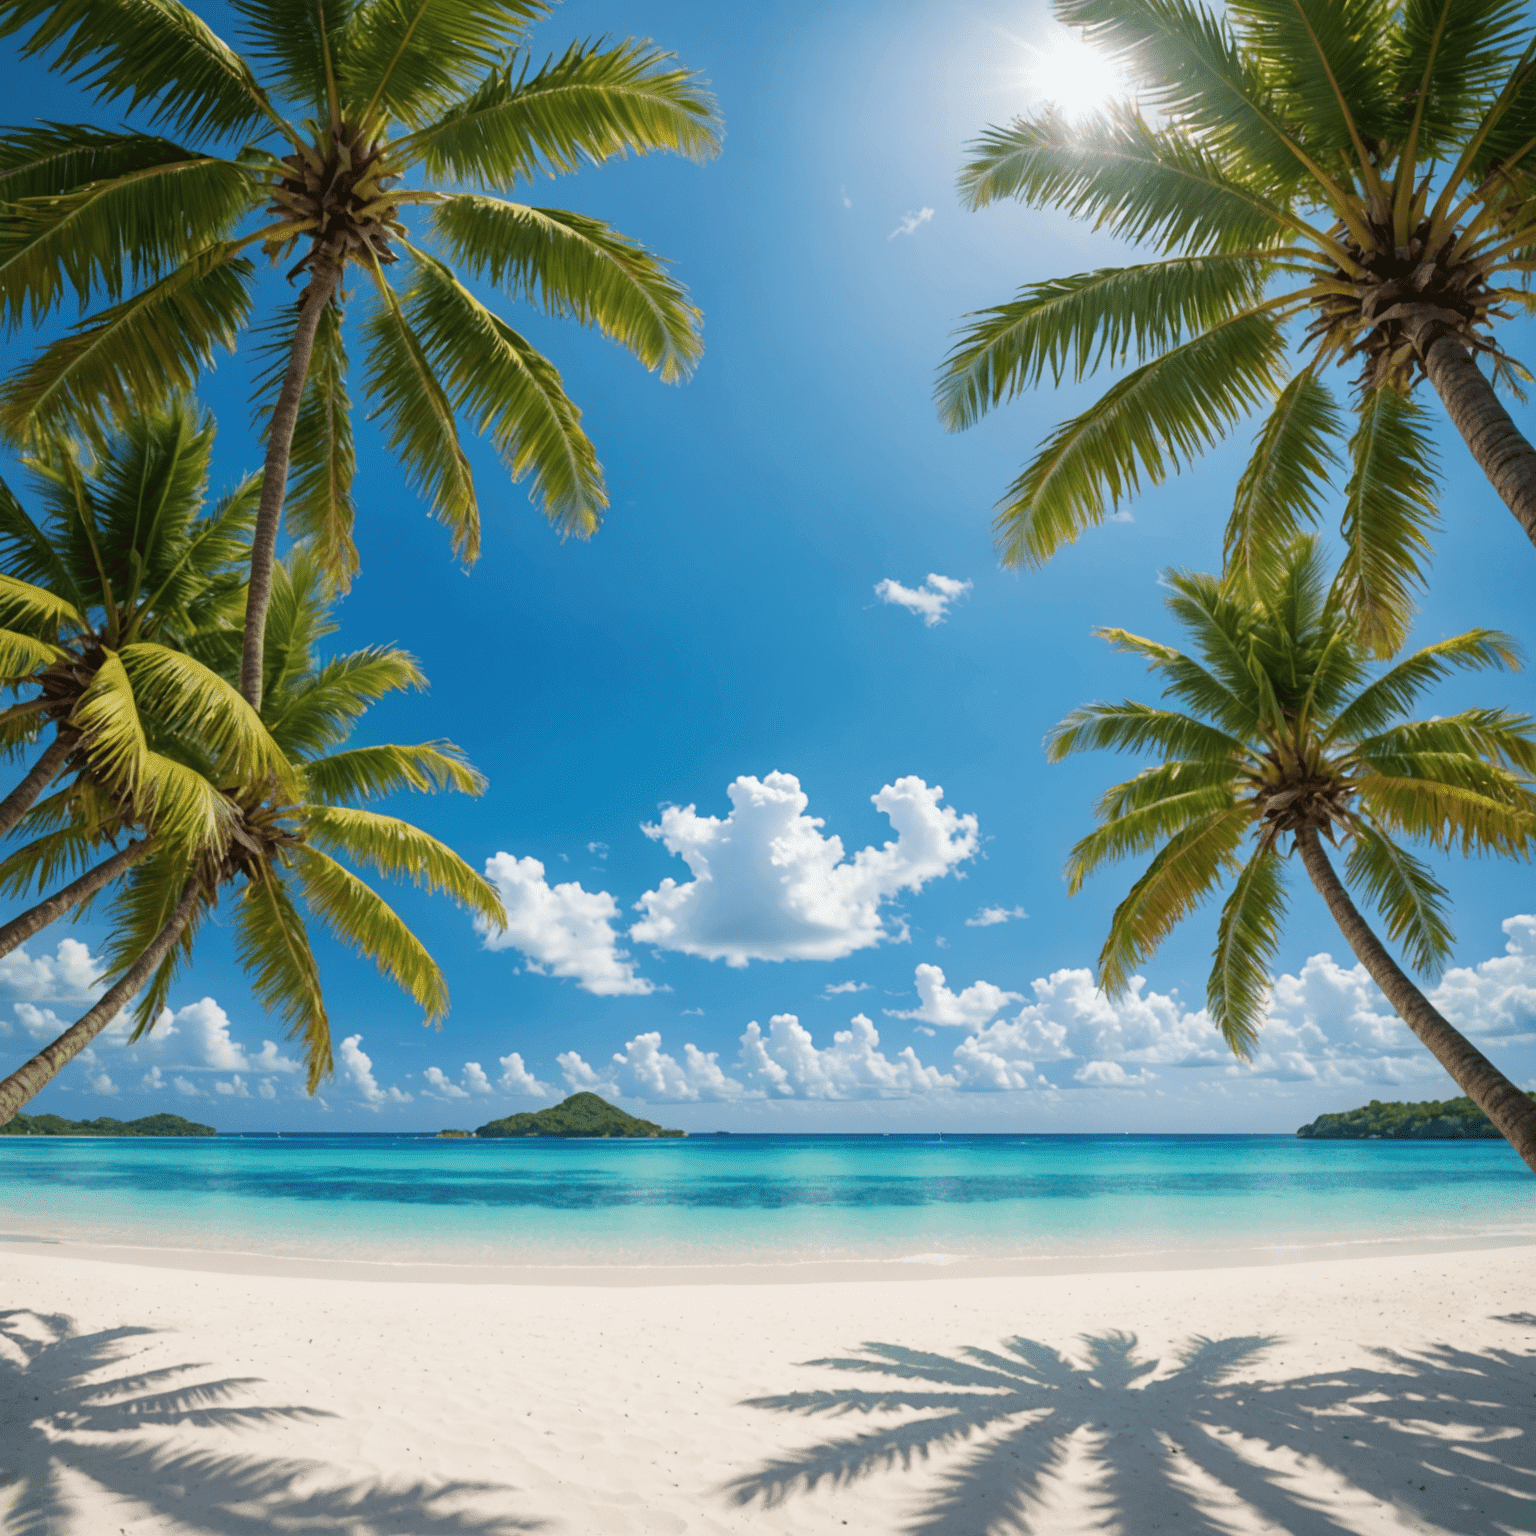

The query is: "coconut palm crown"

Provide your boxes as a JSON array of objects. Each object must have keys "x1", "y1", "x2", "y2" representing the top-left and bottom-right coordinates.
[
  {"x1": 1048, "y1": 538, "x2": 1536, "y2": 1168},
  {"x1": 0, "y1": 0, "x2": 722, "y2": 704},
  {"x1": 0, "y1": 541, "x2": 505, "y2": 1123},
  {"x1": 941, "y1": 0, "x2": 1536, "y2": 653}
]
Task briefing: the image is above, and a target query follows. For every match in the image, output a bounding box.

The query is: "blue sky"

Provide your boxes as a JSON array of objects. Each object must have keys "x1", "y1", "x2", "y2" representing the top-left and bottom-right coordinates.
[{"x1": 3, "y1": 0, "x2": 1534, "y2": 1132}]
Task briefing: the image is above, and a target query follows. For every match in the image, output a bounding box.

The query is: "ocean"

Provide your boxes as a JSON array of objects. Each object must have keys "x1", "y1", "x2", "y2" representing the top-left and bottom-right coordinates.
[{"x1": 1, "y1": 1133, "x2": 1531, "y2": 1274}]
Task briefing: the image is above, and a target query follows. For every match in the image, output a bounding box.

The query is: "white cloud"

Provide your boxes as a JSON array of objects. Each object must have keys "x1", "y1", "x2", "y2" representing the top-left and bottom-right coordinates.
[
  {"x1": 1074, "y1": 1060, "x2": 1157, "y2": 1089},
  {"x1": 0, "y1": 938, "x2": 103, "y2": 1003},
  {"x1": 462, "y1": 1062, "x2": 493, "y2": 1095},
  {"x1": 339, "y1": 1034, "x2": 411, "y2": 1109},
  {"x1": 214, "y1": 1074, "x2": 251, "y2": 1098},
  {"x1": 823, "y1": 980, "x2": 870, "y2": 997},
  {"x1": 422, "y1": 1066, "x2": 470, "y2": 1100},
  {"x1": 967, "y1": 905, "x2": 1028, "y2": 928},
  {"x1": 587, "y1": 842, "x2": 609, "y2": 860},
  {"x1": 480, "y1": 853, "x2": 653, "y2": 996},
  {"x1": 497, "y1": 1052, "x2": 555, "y2": 1098},
  {"x1": 140, "y1": 998, "x2": 301, "y2": 1075},
  {"x1": 840, "y1": 184, "x2": 852, "y2": 208},
  {"x1": 258, "y1": 1078, "x2": 277, "y2": 1100},
  {"x1": 739, "y1": 1014, "x2": 955, "y2": 1099},
  {"x1": 1428, "y1": 915, "x2": 1536, "y2": 1040},
  {"x1": 140, "y1": 1067, "x2": 164, "y2": 1092},
  {"x1": 886, "y1": 963, "x2": 1022, "y2": 1028},
  {"x1": 875, "y1": 573, "x2": 971, "y2": 627},
  {"x1": 172, "y1": 1075, "x2": 201, "y2": 1097},
  {"x1": 632, "y1": 773, "x2": 978, "y2": 967},
  {"x1": 85, "y1": 1065, "x2": 117, "y2": 1096},
  {"x1": 889, "y1": 207, "x2": 934, "y2": 239}
]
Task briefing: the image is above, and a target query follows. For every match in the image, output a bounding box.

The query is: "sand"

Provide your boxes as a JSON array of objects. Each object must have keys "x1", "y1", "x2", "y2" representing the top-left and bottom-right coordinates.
[{"x1": 0, "y1": 1241, "x2": 1531, "y2": 1535}]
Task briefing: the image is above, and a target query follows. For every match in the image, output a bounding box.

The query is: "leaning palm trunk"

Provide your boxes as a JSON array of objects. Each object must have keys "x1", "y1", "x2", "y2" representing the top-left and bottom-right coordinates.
[
  {"x1": 240, "y1": 263, "x2": 341, "y2": 710},
  {"x1": 0, "y1": 880, "x2": 200, "y2": 1125},
  {"x1": 0, "y1": 733, "x2": 73, "y2": 841},
  {"x1": 0, "y1": 840, "x2": 151, "y2": 963},
  {"x1": 1296, "y1": 829, "x2": 1536, "y2": 1172},
  {"x1": 1403, "y1": 309, "x2": 1536, "y2": 553}
]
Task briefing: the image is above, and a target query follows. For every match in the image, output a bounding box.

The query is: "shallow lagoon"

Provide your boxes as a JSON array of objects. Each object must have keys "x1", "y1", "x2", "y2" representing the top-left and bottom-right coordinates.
[{"x1": 1, "y1": 1133, "x2": 1531, "y2": 1269}]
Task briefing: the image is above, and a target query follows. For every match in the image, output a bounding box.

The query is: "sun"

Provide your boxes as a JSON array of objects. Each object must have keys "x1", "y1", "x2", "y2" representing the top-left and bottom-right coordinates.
[{"x1": 1016, "y1": 28, "x2": 1131, "y2": 119}]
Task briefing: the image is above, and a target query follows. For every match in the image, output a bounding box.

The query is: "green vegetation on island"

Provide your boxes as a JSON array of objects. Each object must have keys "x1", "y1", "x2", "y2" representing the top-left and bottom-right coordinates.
[
  {"x1": 475, "y1": 1092, "x2": 684, "y2": 1139},
  {"x1": 0, "y1": 1112, "x2": 216, "y2": 1137},
  {"x1": 1298, "y1": 1095, "x2": 1536, "y2": 1140}
]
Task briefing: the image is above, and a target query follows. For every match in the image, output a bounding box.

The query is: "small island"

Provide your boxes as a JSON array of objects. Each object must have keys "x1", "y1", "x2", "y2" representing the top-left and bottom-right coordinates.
[
  {"x1": 0, "y1": 1111, "x2": 216, "y2": 1137},
  {"x1": 1296, "y1": 1094, "x2": 1536, "y2": 1140},
  {"x1": 475, "y1": 1091, "x2": 685, "y2": 1139}
]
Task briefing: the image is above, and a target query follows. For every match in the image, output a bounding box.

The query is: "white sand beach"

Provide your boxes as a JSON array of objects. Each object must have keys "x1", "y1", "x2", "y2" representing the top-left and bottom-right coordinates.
[{"x1": 0, "y1": 1242, "x2": 1531, "y2": 1535}]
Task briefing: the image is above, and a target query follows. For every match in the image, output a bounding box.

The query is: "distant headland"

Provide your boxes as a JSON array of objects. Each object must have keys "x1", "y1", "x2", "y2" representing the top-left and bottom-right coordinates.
[
  {"x1": 0, "y1": 1111, "x2": 216, "y2": 1137},
  {"x1": 1296, "y1": 1094, "x2": 1536, "y2": 1140},
  {"x1": 475, "y1": 1092, "x2": 685, "y2": 1139}
]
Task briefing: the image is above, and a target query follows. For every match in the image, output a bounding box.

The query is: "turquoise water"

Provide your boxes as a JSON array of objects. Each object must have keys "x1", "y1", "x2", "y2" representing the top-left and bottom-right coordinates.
[{"x1": 1, "y1": 1134, "x2": 1532, "y2": 1270}]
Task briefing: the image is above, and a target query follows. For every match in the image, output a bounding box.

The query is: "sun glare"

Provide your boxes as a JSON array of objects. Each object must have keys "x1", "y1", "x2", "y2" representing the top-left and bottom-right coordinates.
[{"x1": 1017, "y1": 30, "x2": 1130, "y2": 119}]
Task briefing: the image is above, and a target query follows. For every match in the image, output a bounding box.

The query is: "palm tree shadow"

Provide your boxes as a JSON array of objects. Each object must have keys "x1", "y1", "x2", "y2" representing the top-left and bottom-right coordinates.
[
  {"x1": 0, "y1": 1308, "x2": 545, "y2": 1535},
  {"x1": 728, "y1": 1322, "x2": 1534, "y2": 1536}
]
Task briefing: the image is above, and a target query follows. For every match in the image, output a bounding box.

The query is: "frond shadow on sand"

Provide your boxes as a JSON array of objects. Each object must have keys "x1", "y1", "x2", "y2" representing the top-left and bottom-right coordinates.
[
  {"x1": 0, "y1": 1308, "x2": 545, "y2": 1535},
  {"x1": 727, "y1": 1312, "x2": 1536, "y2": 1536}
]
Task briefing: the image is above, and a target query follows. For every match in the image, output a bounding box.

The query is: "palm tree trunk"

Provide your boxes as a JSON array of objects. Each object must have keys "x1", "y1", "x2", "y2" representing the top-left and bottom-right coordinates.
[
  {"x1": 1296, "y1": 826, "x2": 1536, "y2": 1172},
  {"x1": 240, "y1": 261, "x2": 341, "y2": 711},
  {"x1": 0, "y1": 879, "x2": 200, "y2": 1125},
  {"x1": 0, "y1": 839, "x2": 150, "y2": 962},
  {"x1": 0, "y1": 733, "x2": 73, "y2": 842},
  {"x1": 1403, "y1": 306, "x2": 1536, "y2": 553}
]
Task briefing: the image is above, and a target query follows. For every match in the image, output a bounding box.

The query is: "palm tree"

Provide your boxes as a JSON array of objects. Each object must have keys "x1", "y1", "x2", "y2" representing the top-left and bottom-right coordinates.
[
  {"x1": 0, "y1": 543, "x2": 505, "y2": 1121},
  {"x1": 939, "y1": 0, "x2": 1536, "y2": 651},
  {"x1": 0, "y1": 0, "x2": 722, "y2": 706},
  {"x1": 0, "y1": 399, "x2": 293, "y2": 952},
  {"x1": 1047, "y1": 538, "x2": 1536, "y2": 1170}
]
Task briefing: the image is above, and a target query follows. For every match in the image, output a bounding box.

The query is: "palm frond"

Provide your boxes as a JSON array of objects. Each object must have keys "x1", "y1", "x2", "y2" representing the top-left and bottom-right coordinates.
[
  {"x1": 1096, "y1": 807, "x2": 1250, "y2": 995},
  {"x1": 1399, "y1": 0, "x2": 1531, "y2": 157},
  {"x1": 304, "y1": 803, "x2": 505, "y2": 923},
  {"x1": 226, "y1": 0, "x2": 358, "y2": 122},
  {"x1": 1094, "y1": 626, "x2": 1261, "y2": 737},
  {"x1": 956, "y1": 101, "x2": 1292, "y2": 253},
  {"x1": 291, "y1": 843, "x2": 450, "y2": 1021},
  {"x1": 938, "y1": 254, "x2": 1270, "y2": 431},
  {"x1": 0, "y1": 468, "x2": 83, "y2": 606},
  {"x1": 0, "y1": 122, "x2": 209, "y2": 202},
  {"x1": 263, "y1": 645, "x2": 425, "y2": 758},
  {"x1": 118, "y1": 642, "x2": 297, "y2": 793},
  {"x1": 1344, "y1": 822, "x2": 1455, "y2": 975},
  {"x1": 0, "y1": 153, "x2": 257, "y2": 331},
  {"x1": 1045, "y1": 699, "x2": 1249, "y2": 764},
  {"x1": 1331, "y1": 388, "x2": 1439, "y2": 658},
  {"x1": 0, "y1": 822, "x2": 104, "y2": 898},
  {"x1": 392, "y1": 248, "x2": 605, "y2": 540},
  {"x1": 0, "y1": 244, "x2": 256, "y2": 445},
  {"x1": 304, "y1": 740, "x2": 486, "y2": 803},
  {"x1": 1223, "y1": 368, "x2": 1343, "y2": 585},
  {"x1": 0, "y1": 626, "x2": 63, "y2": 679},
  {"x1": 0, "y1": 573, "x2": 86, "y2": 639},
  {"x1": 1207, "y1": 840, "x2": 1286, "y2": 1057},
  {"x1": 69, "y1": 651, "x2": 235, "y2": 850},
  {"x1": 361, "y1": 264, "x2": 478, "y2": 560},
  {"x1": 993, "y1": 308, "x2": 1287, "y2": 568},
  {"x1": 1326, "y1": 628, "x2": 1521, "y2": 742},
  {"x1": 0, "y1": 0, "x2": 281, "y2": 139},
  {"x1": 1356, "y1": 764, "x2": 1536, "y2": 855},
  {"x1": 234, "y1": 868, "x2": 331, "y2": 1089},
  {"x1": 1066, "y1": 779, "x2": 1241, "y2": 893},
  {"x1": 404, "y1": 36, "x2": 720, "y2": 183},
  {"x1": 341, "y1": 0, "x2": 547, "y2": 129},
  {"x1": 1355, "y1": 707, "x2": 1536, "y2": 772},
  {"x1": 432, "y1": 194, "x2": 702, "y2": 381}
]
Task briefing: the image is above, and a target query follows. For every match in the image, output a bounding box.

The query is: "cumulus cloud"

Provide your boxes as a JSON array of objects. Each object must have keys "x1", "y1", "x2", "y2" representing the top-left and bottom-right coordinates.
[
  {"x1": 558, "y1": 1014, "x2": 957, "y2": 1102},
  {"x1": 1074, "y1": 1060, "x2": 1157, "y2": 1089},
  {"x1": 215, "y1": 1074, "x2": 251, "y2": 1098},
  {"x1": 889, "y1": 207, "x2": 934, "y2": 239},
  {"x1": 423, "y1": 1066, "x2": 470, "y2": 1100},
  {"x1": 462, "y1": 1062, "x2": 492, "y2": 1095},
  {"x1": 84, "y1": 1065, "x2": 117, "y2": 1096},
  {"x1": 480, "y1": 853, "x2": 653, "y2": 996},
  {"x1": 632, "y1": 773, "x2": 978, "y2": 967},
  {"x1": 137, "y1": 998, "x2": 301, "y2": 1075},
  {"x1": 339, "y1": 1034, "x2": 411, "y2": 1109},
  {"x1": 886, "y1": 963, "x2": 1022, "y2": 1028},
  {"x1": 875, "y1": 573, "x2": 971, "y2": 627},
  {"x1": 967, "y1": 905, "x2": 1028, "y2": 928},
  {"x1": 258, "y1": 1078, "x2": 277, "y2": 1100},
  {"x1": 0, "y1": 938, "x2": 103, "y2": 1003},
  {"x1": 172, "y1": 1076, "x2": 201, "y2": 1097},
  {"x1": 497, "y1": 1052, "x2": 555, "y2": 1097},
  {"x1": 823, "y1": 980, "x2": 870, "y2": 998}
]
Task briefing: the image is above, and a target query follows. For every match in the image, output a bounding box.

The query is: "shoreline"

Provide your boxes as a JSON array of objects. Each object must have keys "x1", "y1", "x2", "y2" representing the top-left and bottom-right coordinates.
[{"x1": 1, "y1": 1224, "x2": 1532, "y2": 1286}]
